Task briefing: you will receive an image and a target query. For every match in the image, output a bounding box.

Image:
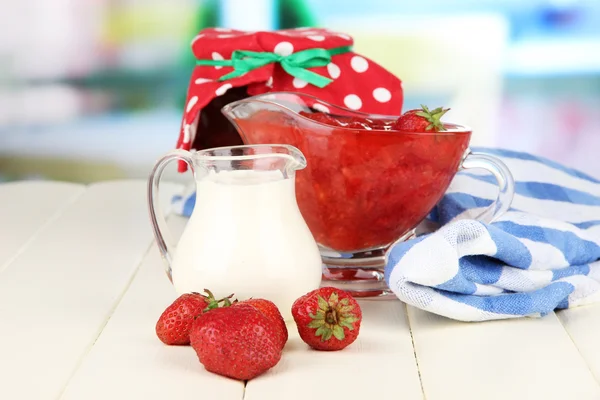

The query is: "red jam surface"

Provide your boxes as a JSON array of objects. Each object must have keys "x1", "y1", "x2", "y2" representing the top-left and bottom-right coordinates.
[{"x1": 237, "y1": 110, "x2": 471, "y2": 252}]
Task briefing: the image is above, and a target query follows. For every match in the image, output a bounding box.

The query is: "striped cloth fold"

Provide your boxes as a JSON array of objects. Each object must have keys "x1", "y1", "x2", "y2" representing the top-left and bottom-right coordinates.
[{"x1": 384, "y1": 147, "x2": 600, "y2": 321}]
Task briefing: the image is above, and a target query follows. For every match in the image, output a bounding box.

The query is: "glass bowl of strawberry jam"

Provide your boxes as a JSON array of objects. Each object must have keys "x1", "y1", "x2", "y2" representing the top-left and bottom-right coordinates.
[{"x1": 222, "y1": 92, "x2": 515, "y2": 297}]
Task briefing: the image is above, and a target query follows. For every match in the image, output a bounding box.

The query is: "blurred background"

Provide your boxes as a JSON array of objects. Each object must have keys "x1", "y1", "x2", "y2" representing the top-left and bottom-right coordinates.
[{"x1": 1, "y1": 0, "x2": 599, "y2": 183}]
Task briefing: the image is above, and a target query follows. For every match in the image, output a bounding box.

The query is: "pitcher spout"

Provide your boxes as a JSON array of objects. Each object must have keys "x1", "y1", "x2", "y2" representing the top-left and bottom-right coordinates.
[
  {"x1": 221, "y1": 93, "x2": 307, "y2": 145},
  {"x1": 222, "y1": 91, "x2": 395, "y2": 127},
  {"x1": 222, "y1": 92, "x2": 314, "y2": 123},
  {"x1": 194, "y1": 144, "x2": 307, "y2": 177},
  {"x1": 223, "y1": 93, "x2": 327, "y2": 158},
  {"x1": 221, "y1": 91, "x2": 398, "y2": 156},
  {"x1": 281, "y1": 145, "x2": 307, "y2": 172}
]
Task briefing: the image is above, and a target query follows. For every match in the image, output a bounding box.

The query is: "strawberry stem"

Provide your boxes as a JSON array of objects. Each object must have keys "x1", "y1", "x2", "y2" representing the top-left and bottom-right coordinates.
[
  {"x1": 201, "y1": 290, "x2": 236, "y2": 312},
  {"x1": 307, "y1": 292, "x2": 358, "y2": 342},
  {"x1": 416, "y1": 104, "x2": 450, "y2": 132}
]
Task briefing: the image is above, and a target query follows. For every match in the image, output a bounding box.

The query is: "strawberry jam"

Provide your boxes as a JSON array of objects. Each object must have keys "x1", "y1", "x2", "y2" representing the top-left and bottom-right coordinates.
[{"x1": 236, "y1": 110, "x2": 471, "y2": 252}]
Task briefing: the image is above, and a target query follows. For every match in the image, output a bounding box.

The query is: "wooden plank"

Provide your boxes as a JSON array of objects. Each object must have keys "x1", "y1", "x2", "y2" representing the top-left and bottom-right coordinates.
[
  {"x1": 244, "y1": 300, "x2": 424, "y2": 400},
  {"x1": 557, "y1": 304, "x2": 600, "y2": 384},
  {"x1": 408, "y1": 306, "x2": 600, "y2": 400},
  {"x1": 0, "y1": 180, "x2": 181, "y2": 400},
  {"x1": 60, "y1": 215, "x2": 245, "y2": 400},
  {"x1": 0, "y1": 181, "x2": 85, "y2": 268}
]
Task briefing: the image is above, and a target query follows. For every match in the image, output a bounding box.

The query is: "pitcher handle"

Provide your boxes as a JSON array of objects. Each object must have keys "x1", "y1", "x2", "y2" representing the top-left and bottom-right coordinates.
[
  {"x1": 459, "y1": 149, "x2": 515, "y2": 223},
  {"x1": 147, "y1": 149, "x2": 195, "y2": 282}
]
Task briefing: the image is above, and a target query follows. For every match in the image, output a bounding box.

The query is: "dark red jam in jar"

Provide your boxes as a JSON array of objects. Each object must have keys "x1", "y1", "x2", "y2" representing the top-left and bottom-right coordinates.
[{"x1": 191, "y1": 87, "x2": 248, "y2": 150}]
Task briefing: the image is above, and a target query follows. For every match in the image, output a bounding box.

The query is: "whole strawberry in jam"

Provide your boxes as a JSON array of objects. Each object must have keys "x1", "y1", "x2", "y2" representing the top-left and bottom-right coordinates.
[
  {"x1": 393, "y1": 104, "x2": 450, "y2": 132},
  {"x1": 190, "y1": 304, "x2": 283, "y2": 380},
  {"x1": 238, "y1": 298, "x2": 288, "y2": 349},
  {"x1": 291, "y1": 287, "x2": 362, "y2": 351},
  {"x1": 155, "y1": 290, "x2": 226, "y2": 345}
]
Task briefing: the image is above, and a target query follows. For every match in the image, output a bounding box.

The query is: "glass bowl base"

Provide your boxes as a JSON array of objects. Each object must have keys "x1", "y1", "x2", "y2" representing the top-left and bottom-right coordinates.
[{"x1": 319, "y1": 229, "x2": 416, "y2": 298}]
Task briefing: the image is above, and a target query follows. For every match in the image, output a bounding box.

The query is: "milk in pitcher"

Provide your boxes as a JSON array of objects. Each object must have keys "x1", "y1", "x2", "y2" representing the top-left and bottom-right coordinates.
[{"x1": 171, "y1": 169, "x2": 322, "y2": 321}]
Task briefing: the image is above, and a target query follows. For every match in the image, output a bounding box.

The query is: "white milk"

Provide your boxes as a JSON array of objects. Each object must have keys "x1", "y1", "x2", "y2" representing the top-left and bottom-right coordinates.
[{"x1": 171, "y1": 169, "x2": 323, "y2": 321}]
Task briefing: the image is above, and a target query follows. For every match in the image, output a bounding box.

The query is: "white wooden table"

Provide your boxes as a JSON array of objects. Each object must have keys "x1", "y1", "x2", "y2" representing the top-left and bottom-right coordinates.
[{"x1": 2, "y1": 180, "x2": 600, "y2": 400}]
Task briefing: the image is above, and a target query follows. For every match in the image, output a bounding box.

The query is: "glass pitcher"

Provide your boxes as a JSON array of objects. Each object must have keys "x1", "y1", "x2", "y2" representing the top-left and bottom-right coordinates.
[
  {"x1": 147, "y1": 144, "x2": 323, "y2": 321},
  {"x1": 221, "y1": 92, "x2": 515, "y2": 298}
]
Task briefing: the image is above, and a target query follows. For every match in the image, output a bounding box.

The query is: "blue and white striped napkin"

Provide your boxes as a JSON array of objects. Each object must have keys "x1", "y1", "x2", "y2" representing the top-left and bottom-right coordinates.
[
  {"x1": 171, "y1": 147, "x2": 600, "y2": 322},
  {"x1": 385, "y1": 148, "x2": 600, "y2": 321}
]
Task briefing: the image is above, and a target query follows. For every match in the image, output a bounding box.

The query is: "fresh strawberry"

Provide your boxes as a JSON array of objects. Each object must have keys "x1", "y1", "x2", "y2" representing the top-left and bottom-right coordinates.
[
  {"x1": 155, "y1": 290, "x2": 225, "y2": 345},
  {"x1": 190, "y1": 304, "x2": 283, "y2": 380},
  {"x1": 393, "y1": 104, "x2": 450, "y2": 132},
  {"x1": 237, "y1": 299, "x2": 288, "y2": 349},
  {"x1": 291, "y1": 287, "x2": 362, "y2": 351}
]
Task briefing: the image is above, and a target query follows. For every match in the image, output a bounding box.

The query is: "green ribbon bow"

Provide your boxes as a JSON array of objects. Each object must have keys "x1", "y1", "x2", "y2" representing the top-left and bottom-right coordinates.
[{"x1": 196, "y1": 46, "x2": 351, "y2": 89}]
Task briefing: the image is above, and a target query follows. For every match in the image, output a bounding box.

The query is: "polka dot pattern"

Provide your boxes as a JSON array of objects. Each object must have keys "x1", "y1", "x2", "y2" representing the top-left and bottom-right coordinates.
[
  {"x1": 373, "y1": 87, "x2": 392, "y2": 103},
  {"x1": 176, "y1": 27, "x2": 403, "y2": 176},
  {"x1": 215, "y1": 83, "x2": 232, "y2": 96},
  {"x1": 274, "y1": 41, "x2": 294, "y2": 56},
  {"x1": 351, "y1": 56, "x2": 369, "y2": 73},
  {"x1": 183, "y1": 124, "x2": 191, "y2": 143},
  {"x1": 263, "y1": 28, "x2": 355, "y2": 44},
  {"x1": 211, "y1": 52, "x2": 224, "y2": 69},
  {"x1": 344, "y1": 94, "x2": 362, "y2": 110},
  {"x1": 327, "y1": 63, "x2": 340, "y2": 79},
  {"x1": 312, "y1": 103, "x2": 330, "y2": 114},
  {"x1": 186, "y1": 96, "x2": 198, "y2": 113},
  {"x1": 293, "y1": 78, "x2": 308, "y2": 89}
]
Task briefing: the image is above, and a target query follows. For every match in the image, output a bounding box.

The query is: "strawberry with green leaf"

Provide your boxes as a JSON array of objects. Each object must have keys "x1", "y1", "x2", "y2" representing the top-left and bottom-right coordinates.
[
  {"x1": 291, "y1": 287, "x2": 362, "y2": 351},
  {"x1": 393, "y1": 104, "x2": 450, "y2": 132},
  {"x1": 155, "y1": 289, "x2": 231, "y2": 345}
]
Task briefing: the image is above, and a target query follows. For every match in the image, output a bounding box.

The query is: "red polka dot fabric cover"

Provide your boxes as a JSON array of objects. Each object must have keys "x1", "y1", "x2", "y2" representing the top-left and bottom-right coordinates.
[{"x1": 176, "y1": 27, "x2": 403, "y2": 172}]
